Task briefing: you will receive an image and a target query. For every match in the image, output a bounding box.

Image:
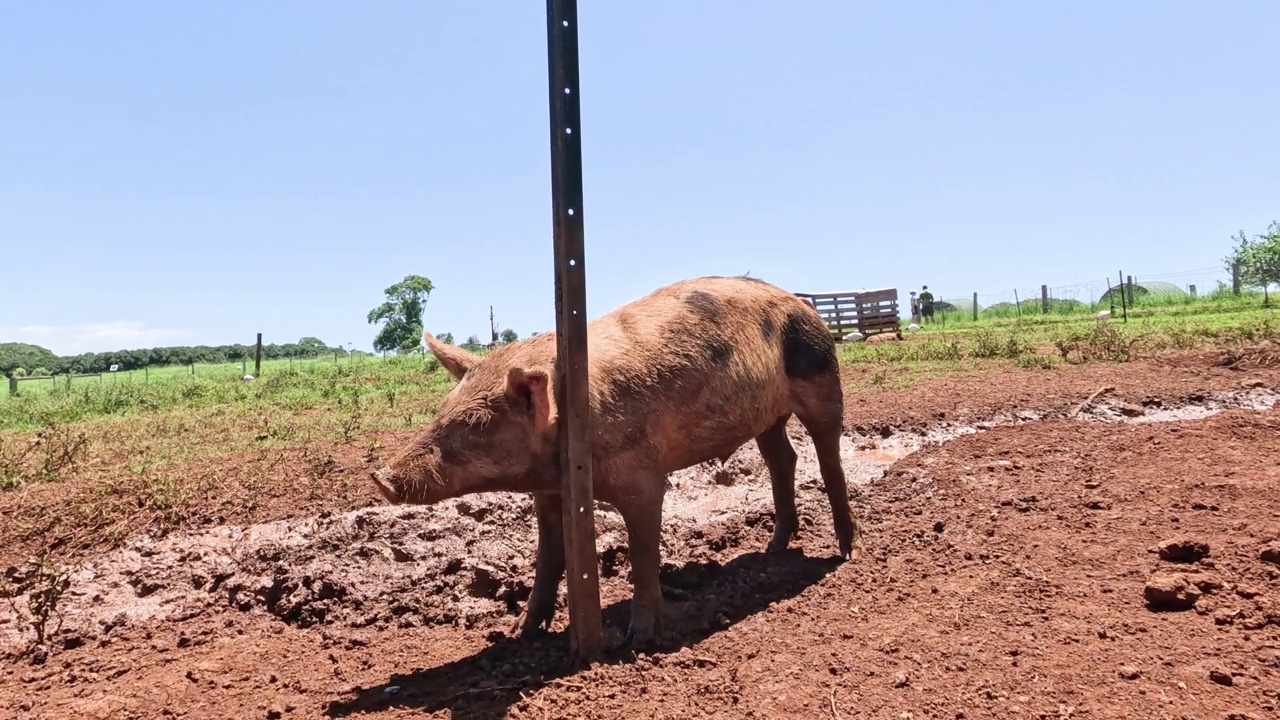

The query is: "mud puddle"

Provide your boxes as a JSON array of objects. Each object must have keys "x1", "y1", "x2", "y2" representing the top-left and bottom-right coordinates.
[{"x1": 3, "y1": 386, "x2": 1275, "y2": 659}]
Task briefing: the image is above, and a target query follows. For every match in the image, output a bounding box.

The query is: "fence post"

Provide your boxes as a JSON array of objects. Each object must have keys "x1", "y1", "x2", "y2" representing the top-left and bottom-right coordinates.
[
  {"x1": 972, "y1": 292, "x2": 979, "y2": 322},
  {"x1": 1189, "y1": 284, "x2": 1197, "y2": 298},
  {"x1": 8, "y1": 376, "x2": 16, "y2": 397},
  {"x1": 1013, "y1": 289, "x2": 1022, "y2": 319},
  {"x1": 1232, "y1": 262, "x2": 1241, "y2": 296},
  {"x1": 1040, "y1": 285, "x2": 1049, "y2": 314},
  {"x1": 547, "y1": 0, "x2": 603, "y2": 665},
  {"x1": 1126, "y1": 275, "x2": 1134, "y2": 306},
  {"x1": 1118, "y1": 270, "x2": 1128, "y2": 322},
  {"x1": 254, "y1": 333, "x2": 263, "y2": 377}
]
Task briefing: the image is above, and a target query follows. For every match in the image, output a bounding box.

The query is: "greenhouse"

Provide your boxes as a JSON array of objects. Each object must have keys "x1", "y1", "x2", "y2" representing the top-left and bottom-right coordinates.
[
  {"x1": 934, "y1": 297, "x2": 984, "y2": 316},
  {"x1": 1098, "y1": 280, "x2": 1189, "y2": 305}
]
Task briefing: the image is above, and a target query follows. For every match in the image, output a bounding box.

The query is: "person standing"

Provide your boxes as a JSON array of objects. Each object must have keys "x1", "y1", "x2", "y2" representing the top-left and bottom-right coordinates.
[
  {"x1": 909, "y1": 290, "x2": 921, "y2": 324},
  {"x1": 918, "y1": 285, "x2": 935, "y2": 324}
]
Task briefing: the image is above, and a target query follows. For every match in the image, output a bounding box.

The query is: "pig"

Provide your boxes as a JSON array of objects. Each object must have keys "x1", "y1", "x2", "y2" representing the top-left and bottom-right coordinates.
[{"x1": 371, "y1": 275, "x2": 862, "y2": 646}]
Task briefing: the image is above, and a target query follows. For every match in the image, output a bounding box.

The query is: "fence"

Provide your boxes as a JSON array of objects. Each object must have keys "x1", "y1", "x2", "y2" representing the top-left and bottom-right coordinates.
[
  {"x1": 794, "y1": 288, "x2": 902, "y2": 339},
  {"x1": 917, "y1": 265, "x2": 1254, "y2": 325},
  {"x1": 2, "y1": 331, "x2": 431, "y2": 398}
]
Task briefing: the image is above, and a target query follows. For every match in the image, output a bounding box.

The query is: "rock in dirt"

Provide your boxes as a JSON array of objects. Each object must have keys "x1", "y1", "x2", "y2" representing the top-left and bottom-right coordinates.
[
  {"x1": 1117, "y1": 403, "x2": 1146, "y2": 418},
  {"x1": 1117, "y1": 665, "x2": 1142, "y2": 680},
  {"x1": 1260, "y1": 542, "x2": 1280, "y2": 566},
  {"x1": 1156, "y1": 538, "x2": 1210, "y2": 564},
  {"x1": 1144, "y1": 573, "x2": 1201, "y2": 611},
  {"x1": 1208, "y1": 669, "x2": 1234, "y2": 686}
]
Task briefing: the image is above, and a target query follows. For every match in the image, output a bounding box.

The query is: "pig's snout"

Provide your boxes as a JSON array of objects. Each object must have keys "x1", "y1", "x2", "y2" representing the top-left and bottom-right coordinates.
[{"x1": 370, "y1": 467, "x2": 403, "y2": 503}]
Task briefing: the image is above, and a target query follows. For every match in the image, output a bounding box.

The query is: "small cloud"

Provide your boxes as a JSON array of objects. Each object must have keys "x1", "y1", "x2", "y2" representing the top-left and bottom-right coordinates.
[{"x1": 0, "y1": 321, "x2": 196, "y2": 356}]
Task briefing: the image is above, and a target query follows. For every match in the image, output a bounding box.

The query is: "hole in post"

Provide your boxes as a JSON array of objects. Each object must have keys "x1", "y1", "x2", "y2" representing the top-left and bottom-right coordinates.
[
  {"x1": 582, "y1": 573, "x2": 588, "y2": 580},
  {"x1": 564, "y1": 87, "x2": 571, "y2": 94},
  {"x1": 567, "y1": 208, "x2": 575, "y2": 215},
  {"x1": 565, "y1": 127, "x2": 573, "y2": 135},
  {"x1": 569, "y1": 259, "x2": 576, "y2": 266},
  {"x1": 579, "y1": 506, "x2": 585, "y2": 513},
  {"x1": 562, "y1": 20, "x2": 569, "y2": 27}
]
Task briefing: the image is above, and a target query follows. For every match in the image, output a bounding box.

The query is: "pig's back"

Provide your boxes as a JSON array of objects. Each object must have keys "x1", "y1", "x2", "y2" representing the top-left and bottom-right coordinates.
[{"x1": 585, "y1": 275, "x2": 837, "y2": 472}]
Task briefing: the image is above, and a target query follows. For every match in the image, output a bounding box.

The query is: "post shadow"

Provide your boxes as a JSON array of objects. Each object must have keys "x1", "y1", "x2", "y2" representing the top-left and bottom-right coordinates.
[{"x1": 326, "y1": 548, "x2": 844, "y2": 719}]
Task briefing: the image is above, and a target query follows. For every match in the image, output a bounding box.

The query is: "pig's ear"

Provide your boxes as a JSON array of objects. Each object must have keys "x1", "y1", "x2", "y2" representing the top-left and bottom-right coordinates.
[
  {"x1": 505, "y1": 368, "x2": 550, "y2": 429},
  {"x1": 424, "y1": 332, "x2": 479, "y2": 380}
]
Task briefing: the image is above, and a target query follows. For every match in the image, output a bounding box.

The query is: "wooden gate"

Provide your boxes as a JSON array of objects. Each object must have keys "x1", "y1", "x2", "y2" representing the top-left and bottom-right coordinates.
[{"x1": 794, "y1": 288, "x2": 901, "y2": 340}]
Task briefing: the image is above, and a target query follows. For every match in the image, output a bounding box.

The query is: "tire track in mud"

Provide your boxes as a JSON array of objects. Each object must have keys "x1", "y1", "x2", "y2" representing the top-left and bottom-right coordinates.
[{"x1": 3, "y1": 387, "x2": 1275, "y2": 660}]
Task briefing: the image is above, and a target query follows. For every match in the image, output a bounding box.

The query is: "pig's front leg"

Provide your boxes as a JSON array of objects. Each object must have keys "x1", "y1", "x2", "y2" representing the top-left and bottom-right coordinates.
[
  {"x1": 516, "y1": 491, "x2": 565, "y2": 638},
  {"x1": 617, "y1": 473, "x2": 666, "y2": 648}
]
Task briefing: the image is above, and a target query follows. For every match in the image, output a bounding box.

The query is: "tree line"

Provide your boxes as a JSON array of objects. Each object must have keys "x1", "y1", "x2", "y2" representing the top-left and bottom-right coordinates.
[{"x1": 1, "y1": 337, "x2": 348, "y2": 377}]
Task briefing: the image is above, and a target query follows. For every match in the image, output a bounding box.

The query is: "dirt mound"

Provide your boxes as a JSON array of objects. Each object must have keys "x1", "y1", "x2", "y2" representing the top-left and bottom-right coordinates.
[{"x1": 1219, "y1": 339, "x2": 1280, "y2": 370}]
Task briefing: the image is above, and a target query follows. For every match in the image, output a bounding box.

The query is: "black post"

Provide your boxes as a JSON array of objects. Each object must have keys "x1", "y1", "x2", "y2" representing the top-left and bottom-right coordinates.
[
  {"x1": 547, "y1": 0, "x2": 602, "y2": 665},
  {"x1": 254, "y1": 333, "x2": 263, "y2": 377},
  {"x1": 1118, "y1": 271, "x2": 1128, "y2": 323}
]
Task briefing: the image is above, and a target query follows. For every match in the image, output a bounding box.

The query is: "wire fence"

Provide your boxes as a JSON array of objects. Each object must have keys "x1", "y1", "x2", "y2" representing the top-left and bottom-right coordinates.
[{"x1": 915, "y1": 266, "x2": 1243, "y2": 323}]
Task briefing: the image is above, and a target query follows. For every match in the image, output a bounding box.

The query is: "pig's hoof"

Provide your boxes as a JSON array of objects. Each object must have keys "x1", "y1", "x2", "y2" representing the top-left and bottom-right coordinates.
[
  {"x1": 838, "y1": 537, "x2": 864, "y2": 562},
  {"x1": 624, "y1": 621, "x2": 658, "y2": 649},
  {"x1": 766, "y1": 529, "x2": 796, "y2": 554},
  {"x1": 513, "y1": 614, "x2": 551, "y2": 639}
]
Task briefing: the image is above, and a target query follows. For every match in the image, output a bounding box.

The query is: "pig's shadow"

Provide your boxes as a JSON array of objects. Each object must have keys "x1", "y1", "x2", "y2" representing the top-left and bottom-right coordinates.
[{"x1": 325, "y1": 548, "x2": 842, "y2": 719}]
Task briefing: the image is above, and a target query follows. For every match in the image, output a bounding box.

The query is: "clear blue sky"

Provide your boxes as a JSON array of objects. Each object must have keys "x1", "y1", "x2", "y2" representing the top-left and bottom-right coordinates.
[{"x1": 2, "y1": 1, "x2": 1277, "y2": 355}]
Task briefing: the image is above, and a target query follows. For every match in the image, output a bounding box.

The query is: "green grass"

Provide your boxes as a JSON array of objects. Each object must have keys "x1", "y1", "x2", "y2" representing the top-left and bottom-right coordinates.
[
  {"x1": 0, "y1": 354, "x2": 455, "y2": 432},
  {"x1": 837, "y1": 298, "x2": 1278, "y2": 393},
  {"x1": 0, "y1": 298, "x2": 1275, "y2": 567}
]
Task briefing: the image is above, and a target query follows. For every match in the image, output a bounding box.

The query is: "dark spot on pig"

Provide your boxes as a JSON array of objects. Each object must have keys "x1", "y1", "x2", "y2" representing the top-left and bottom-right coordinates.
[
  {"x1": 781, "y1": 310, "x2": 836, "y2": 380},
  {"x1": 615, "y1": 311, "x2": 638, "y2": 336},
  {"x1": 685, "y1": 291, "x2": 721, "y2": 323},
  {"x1": 761, "y1": 313, "x2": 776, "y2": 339},
  {"x1": 703, "y1": 335, "x2": 733, "y2": 365}
]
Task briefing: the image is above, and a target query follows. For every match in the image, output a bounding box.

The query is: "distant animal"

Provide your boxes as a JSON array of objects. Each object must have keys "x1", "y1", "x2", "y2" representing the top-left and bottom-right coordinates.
[
  {"x1": 1096, "y1": 310, "x2": 1111, "y2": 325},
  {"x1": 843, "y1": 331, "x2": 865, "y2": 342},
  {"x1": 906, "y1": 323, "x2": 920, "y2": 332}
]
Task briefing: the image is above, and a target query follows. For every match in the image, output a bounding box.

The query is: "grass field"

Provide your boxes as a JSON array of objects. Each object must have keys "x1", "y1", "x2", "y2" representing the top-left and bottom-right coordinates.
[{"x1": 0, "y1": 296, "x2": 1276, "y2": 564}]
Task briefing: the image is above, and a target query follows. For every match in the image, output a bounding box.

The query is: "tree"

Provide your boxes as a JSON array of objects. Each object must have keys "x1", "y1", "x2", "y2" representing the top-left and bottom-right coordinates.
[
  {"x1": 367, "y1": 275, "x2": 435, "y2": 353},
  {"x1": 1225, "y1": 221, "x2": 1280, "y2": 304},
  {"x1": 435, "y1": 332, "x2": 455, "y2": 345},
  {"x1": 499, "y1": 329, "x2": 518, "y2": 344},
  {"x1": 0, "y1": 342, "x2": 57, "y2": 376},
  {"x1": 460, "y1": 335, "x2": 484, "y2": 352},
  {"x1": 297, "y1": 337, "x2": 328, "y2": 357}
]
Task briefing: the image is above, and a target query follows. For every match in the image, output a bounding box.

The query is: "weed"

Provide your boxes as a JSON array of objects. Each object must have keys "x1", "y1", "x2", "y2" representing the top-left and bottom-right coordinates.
[
  {"x1": 1016, "y1": 353, "x2": 1060, "y2": 370},
  {"x1": 1, "y1": 552, "x2": 71, "y2": 659},
  {"x1": 0, "y1": 420, "x2": 89, "y2": 491}
]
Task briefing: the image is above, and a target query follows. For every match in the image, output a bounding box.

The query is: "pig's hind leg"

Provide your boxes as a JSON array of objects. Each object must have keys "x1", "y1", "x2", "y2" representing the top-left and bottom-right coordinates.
[
  {"x1": 755, "y1": 414, "x2": 800, "y2": 553},
  {"x1": 617, "y1": 472, "x2": 667, "y2": 648},
  {"x1": 793, "y1": 384, "x2": 862, "y2": 561},
  {"x1": 515, "y1": 492, "x2": 566, "y2": 638}
]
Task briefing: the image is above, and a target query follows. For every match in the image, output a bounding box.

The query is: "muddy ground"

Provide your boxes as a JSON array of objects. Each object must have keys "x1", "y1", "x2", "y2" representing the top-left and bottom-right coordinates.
[{"x1": 3, "y1": 346, "x2": 1280, "y2": 719}]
